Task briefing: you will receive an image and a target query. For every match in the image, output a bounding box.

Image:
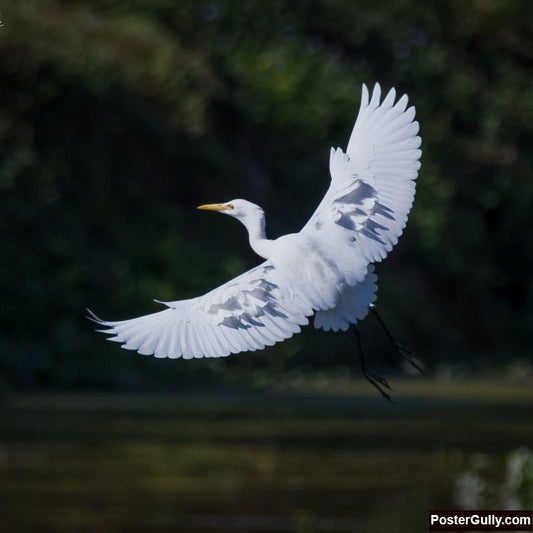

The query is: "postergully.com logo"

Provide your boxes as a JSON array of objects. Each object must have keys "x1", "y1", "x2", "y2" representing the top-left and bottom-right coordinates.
[{"x1": 429, "y1": 510, "x2": 532, "y2": 531}]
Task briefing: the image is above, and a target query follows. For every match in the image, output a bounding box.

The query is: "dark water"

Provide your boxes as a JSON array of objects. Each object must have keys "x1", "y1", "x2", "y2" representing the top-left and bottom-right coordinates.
[{"x1": 1, "y1": 382, "x2": 532, "y2": 532}]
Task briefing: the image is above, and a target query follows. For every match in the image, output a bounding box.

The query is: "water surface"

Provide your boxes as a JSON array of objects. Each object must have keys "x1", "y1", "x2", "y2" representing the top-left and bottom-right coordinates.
[{"x1": 1, "y1": 380, "x2": 532, "y2": 532}]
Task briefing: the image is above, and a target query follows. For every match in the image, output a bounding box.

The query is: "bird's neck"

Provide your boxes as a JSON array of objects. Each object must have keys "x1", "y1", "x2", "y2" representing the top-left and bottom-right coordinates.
[{"x1": 241, "y1": 213, "x2": 273, "y2": 259}]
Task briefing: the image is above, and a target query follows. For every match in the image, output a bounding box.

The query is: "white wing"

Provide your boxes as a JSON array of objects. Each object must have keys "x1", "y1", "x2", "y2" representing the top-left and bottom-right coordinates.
[
  {"x1": 302, "y1": 83, "x2": 421, "y2": 280},
  {"x1": 90, "y1": 261, "x2": 313, "y2": 359}
]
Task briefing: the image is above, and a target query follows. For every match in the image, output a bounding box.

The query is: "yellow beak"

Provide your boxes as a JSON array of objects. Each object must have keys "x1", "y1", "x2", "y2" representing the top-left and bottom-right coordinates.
[{"x1": 197, "y1": 203, "x2": 233, "y2": 211}]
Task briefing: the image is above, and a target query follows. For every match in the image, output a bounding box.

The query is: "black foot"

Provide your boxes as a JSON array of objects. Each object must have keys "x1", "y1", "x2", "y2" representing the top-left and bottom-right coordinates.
[
  {"x1": 353, "y1": 326, "x2": 394, "y2": 403},
  {"x1": 393, "y1": 340, "x2": 424, "y2": 374},
  {"x1": 364, "y1": 369, "x2": 393, "y2": 391},
  {"x1": 370, "y1": 304, "x2": 424, "y2": 375},
  {"x1": 363, "y1": 369, "x2": 394, "y2": 403}
]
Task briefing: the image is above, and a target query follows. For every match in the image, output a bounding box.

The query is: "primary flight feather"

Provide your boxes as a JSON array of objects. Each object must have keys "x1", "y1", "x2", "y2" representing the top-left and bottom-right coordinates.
[{"x1": 90, "y1": 83, "x2": 421, "y2": 360}]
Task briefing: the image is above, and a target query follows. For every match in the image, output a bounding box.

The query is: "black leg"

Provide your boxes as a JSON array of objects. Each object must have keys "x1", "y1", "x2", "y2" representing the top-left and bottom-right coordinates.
[
  {"x1": 369, "y1": 304, "x2": 424, "y2": 373},
  {"x1": 353, "y1": 326, "x2": 393, "y2": 403}
]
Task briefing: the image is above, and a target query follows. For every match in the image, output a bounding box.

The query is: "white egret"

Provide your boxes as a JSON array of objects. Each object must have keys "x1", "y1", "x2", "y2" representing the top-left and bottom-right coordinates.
[{"x1": 89, "y1": 83, "x2": 421, "y2": 400}]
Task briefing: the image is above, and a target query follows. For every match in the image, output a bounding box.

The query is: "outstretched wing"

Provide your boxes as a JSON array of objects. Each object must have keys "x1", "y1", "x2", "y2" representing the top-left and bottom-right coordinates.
[
  {"x1": 90, "y1": 261, "x2": 312, "y2": 359},
  {"x1": 302, "y1": 83, "x2": 421, "y2": 272}
]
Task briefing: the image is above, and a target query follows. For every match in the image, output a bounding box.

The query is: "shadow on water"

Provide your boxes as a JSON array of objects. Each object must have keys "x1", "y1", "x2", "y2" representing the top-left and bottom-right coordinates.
[{"x1": 0, "y1": 380, "x2": 532, "y2": 532}]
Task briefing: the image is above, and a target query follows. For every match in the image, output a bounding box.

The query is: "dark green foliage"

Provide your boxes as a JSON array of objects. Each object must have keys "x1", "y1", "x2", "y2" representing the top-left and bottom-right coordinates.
[{"x1": 1, "y1": 0, "x2": 531, "y2": 389}]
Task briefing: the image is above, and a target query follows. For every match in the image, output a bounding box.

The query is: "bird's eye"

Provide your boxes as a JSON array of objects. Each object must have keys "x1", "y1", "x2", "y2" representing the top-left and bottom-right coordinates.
[{"x1": 227, "y1": 204, "x2": 234, "y2": 209}]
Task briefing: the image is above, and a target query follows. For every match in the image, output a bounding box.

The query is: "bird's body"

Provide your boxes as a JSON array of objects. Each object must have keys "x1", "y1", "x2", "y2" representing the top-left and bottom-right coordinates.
[{"x1": 91, "y1": 83, "x2": 421, "y2": 362}]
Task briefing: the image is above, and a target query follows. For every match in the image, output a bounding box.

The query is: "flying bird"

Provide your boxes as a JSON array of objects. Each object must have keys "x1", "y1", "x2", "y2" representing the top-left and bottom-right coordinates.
[{"x1": 89, "y1": 83, "x2": 421, "y2": 400}]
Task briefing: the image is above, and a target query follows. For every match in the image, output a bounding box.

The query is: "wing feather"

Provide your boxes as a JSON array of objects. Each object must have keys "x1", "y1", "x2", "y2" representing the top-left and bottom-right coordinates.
[
  {"x1": 303, "y1": 83, "x2": 421, "y2": 273},
  {"x1": 314, "y1": 265, "x2": 378, "y2": 331},
  {"x1": 90, "y1": 260, "x2": 312, "y2": 359}
]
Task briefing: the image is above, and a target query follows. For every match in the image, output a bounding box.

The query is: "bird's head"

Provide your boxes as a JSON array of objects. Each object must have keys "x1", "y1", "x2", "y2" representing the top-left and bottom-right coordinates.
[{"x1": 197, "y1": 199, "x2": 264, "y2": 222}]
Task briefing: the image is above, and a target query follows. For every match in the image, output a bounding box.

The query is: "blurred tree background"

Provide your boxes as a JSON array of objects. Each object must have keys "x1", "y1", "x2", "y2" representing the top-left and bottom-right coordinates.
[{"x1": 0, "y1": 0, "x2": 532, "y2": 391}]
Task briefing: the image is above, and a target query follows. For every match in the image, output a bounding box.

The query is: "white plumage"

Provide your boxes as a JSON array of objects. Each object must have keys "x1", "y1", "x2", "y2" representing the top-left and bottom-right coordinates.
[{"x1": 90, "y1": 83, "x2": 421, "y2": 359}]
